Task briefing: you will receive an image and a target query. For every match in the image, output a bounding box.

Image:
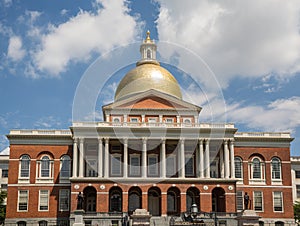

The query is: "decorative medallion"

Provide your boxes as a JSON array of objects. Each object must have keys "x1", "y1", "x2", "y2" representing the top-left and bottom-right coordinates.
[
  {"x1": 228, "y1": 186, "x2": 233, "y2": 191},
  {"x1": 203, "y1": 185, "x2": 208, "y2": 190},
  {"x1": 100, "y1": 185, "x2": 105, "y2": 190},
  {"x1": 74, "y1": 184, "x2": 79, "y2": 190}
]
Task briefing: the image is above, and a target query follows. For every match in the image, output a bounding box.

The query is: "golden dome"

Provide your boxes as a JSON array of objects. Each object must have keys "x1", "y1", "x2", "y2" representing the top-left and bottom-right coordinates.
[{"x1": 114, "y1": 63, "x2": 182, "y2": 101}]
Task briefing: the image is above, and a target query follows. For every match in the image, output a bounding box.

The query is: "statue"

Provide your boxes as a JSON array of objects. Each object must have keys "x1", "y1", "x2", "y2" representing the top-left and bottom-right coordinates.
[
  {"x1": 77, "y1": 192, "x2": 84, "y2": 210},
  {"x1": 244, "y1": 192, "x2": 250, "y2": 210}
]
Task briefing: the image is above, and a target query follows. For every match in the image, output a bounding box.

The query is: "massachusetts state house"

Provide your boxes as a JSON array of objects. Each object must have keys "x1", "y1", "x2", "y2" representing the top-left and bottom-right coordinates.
[{"x1": 5, "y1": 32, "x2": 295, "y2": 226}]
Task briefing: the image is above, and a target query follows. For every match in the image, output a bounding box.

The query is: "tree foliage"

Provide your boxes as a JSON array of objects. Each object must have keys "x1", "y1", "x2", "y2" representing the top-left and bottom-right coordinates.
[
  {"x1": 294, "y1": 201, "x2": 300, "y2": 225},
  {"x1": 0, "y1": 190, "x2": 6, "y2": 225}
]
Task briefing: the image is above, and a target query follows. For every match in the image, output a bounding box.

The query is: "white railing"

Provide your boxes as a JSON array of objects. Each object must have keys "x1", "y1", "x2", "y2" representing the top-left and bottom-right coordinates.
[
  {"x1": 235, "y1": 132, "x2": 291, "y2": 138},
  {"x1": 72, "y1": 121, "x2": 235, "y2": 129},
  {"x1": 10, "y1": 130, "x2": 72, "y2": 135}
]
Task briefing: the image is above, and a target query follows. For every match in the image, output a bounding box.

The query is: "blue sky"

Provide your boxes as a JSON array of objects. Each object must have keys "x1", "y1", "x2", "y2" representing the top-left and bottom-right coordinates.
[{"x1": 1, "y1": 0, "x2": 300, "y2": 155}]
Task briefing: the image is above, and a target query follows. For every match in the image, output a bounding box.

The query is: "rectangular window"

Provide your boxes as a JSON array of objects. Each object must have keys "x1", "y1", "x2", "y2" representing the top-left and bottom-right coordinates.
[
  {"x1": 165, "y1": 118, "x2": 174, "y2": 123},
  {"x1": 148, "y1": 155, "x2": 158, "y2": 176},
  {"x1": 296, "y1": 171, "x2": 300, "y2": 178},
  {"x1": 39, "y1": 190, "x2": 49, "y2": 211},
  {"x1": 185, "y1": 155, "x2": 194, "y2": 176},
  {"x1": 1, "y1": 169, "x2": 8, "y2": 178},
  {"x1": 130, "y1": 155, "x2": 140, "y2": 176},
  {"x1": 236, "y1": 191, "x2": 243, "y2": 211},
  {"x1": 111, "y1": 154, "x2": 122, "y2": 176},
  {"x1": 18, "y1": 190, "x2": 28, "y2": 211},
  {"x1": 166, "y1": 155, "x2": 176, "y2": 177},
  {"x1": 86, "y1": 159, "x2": 97, "y2": 177},
  {"x1": 59, "y1": 189, "x2": 70, "y2": 211},
  {"x1": 273, "y1": 191, "x2": 283, "y2": 212},
  {"x1": 130, "y1": 118, "x2": 138, "y2": 123},
  {"x1": 253, "y1": 191, "x2": 263, "y2": 211},
  {"x1": 297, "y1": 185, "x2": 300, "y2": 199}
]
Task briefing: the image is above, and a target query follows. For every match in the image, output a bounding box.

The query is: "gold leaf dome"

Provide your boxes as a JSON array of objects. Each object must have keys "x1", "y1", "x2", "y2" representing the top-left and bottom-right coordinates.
[{"x1": 114, "y1": 31, "x2": 182, "y2": 101}]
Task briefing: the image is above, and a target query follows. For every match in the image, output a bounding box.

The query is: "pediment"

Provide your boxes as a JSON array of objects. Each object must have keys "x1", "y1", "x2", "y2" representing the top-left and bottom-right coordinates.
[{"x1": 103, "y1": 89, "x2": 201, "y2": 112}]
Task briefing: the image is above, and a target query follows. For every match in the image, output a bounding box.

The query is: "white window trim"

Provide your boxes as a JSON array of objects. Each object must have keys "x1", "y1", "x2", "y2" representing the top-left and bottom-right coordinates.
[
  {"x1": 86, "y1": 157, "x2": 98, "y2": 177},
  {"x1": 18, "y1": 155, "x2": 30, "y2": 183},
  {"x1": 36, "y1": 156, "x2": 54, "y2": 183},
  {"x1": 183, "y1": 118, "x2": 192, "y2": 125},
  {"x1": 59, "y1": 189, "x2": 70, "y2": 211},
  {"x1": 59, "y1": 155, "x2": 71, "y2": 183},
  {"x1": 236, "y1": 191, "x2": 244, "y2": 211},
  {"x1": 112, "y1": 116, "x2": 122, "y2": 125},
  {"x1": 130, "y1": 117, "x2": 139, "y2": 123},
  {"x1": 39, "y1": 190, "x2": 49, "y2": 211},
  {"x1": 166, "y1": 154, "x2": 176, "y2": 177},
  {"x1": 273, "y1": 191, "x2": 284, "y2": 212},
  {"x1": 185, "y1": 154, "x2": 194, "y2": 176},
  {"x1": 234, "y1": 157, "x2": 243, "y2": 180},
  {"x1": 165, "y1": 118, "x2": 174, "y2": 124},
  {"x1": 249, "y1": 157, "x2": 265, "y2": 184},
  {"x1": 17, "y1": 190, "x2": 29, "y2": 212},
  {"x1": 110, "y1": 153, "x2": 122, "y2": 177},
  {"x1": 253, "y1": 191, "x2": 264, "y2": 212},
  {"x1": 271, "y1": 158, "x2": 282, "y2": 184},
  {"x1": 148, "y1": 154, "x2": 159, "y2": 176},
  {"x1": 129, "y1": 154, "x2": 140, "y2": 176}
]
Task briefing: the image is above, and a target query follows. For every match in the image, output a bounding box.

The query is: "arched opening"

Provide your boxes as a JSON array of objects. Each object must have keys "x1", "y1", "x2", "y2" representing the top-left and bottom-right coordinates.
[
  {"x1": 128, "y1": 187, "x2": 142, "y2": 214},
  {"x1": 83, "y1": 186, "x2": 97, "y2": 212},
  {"x1": 17, "y1": 221, "x2": 26, "y2": 226},
  {"x1": 186, "y1": 187, "x2": 200, "y2": 213},
  {"x1": 39, "y1": 220, "x2": 48, "y2": 226},
  {"x1": 275, "y1": 222, "x2": 284, "y2": 226},
  {"x1": 109, "y1": 186, "x2": 122, "y2": 212},
  {"x1": 147, "y1": 49, "x2": 152, "y2": 59},
  {"x1": 212, "y1": 187, "x2": 226, "y2": 212},
  {"x1": 167, "y1": 187, "x2": 181, "y2": 215},
  {"x1": 148, "y1": 187, "x2": 161, "y2": 216},
  {"x1": 259, "y1": 221, "x2": 264, "y2": 226}
]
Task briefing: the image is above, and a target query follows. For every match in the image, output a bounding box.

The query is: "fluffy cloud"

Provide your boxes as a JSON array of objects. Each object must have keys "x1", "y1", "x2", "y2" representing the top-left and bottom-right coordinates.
[
  {"x1": 34, "y1": 116, "x2": 62, "y2": 128},
  {"x1": 34, "y1": 0, "x2": 142, "y2": 76},
  {"x1": 7, "y1": 36, "x2": 26, "y2": 61},
  {"x1": 156, "y1": 0, "x2": 300, "y2": 88},
  {"x1": 226, "y1": 96, "x2": 300, "y2": 132}
]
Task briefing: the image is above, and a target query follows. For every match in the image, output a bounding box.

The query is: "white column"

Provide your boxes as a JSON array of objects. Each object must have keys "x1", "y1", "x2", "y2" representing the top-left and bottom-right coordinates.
[
  {"x1": 198, "y1": 139, "x2": 204, "y2": 178},
  {"x1": 220, "y1": 147, "x2": 224, "y2": 178},
  {"x1": 106, "y1": 114, "x2": 110, "y2": 122},
  {"x1": 161, "y1": 139, "x2": 166, "y2": 178},
  {"x1": 230, "y1": 139, "x2": 235, "y2": 178},
  {"x1": 123, "y1": 138, "x2": 128, "y2": 178},
  {"x1": 72, "y1": 139, "x2": 78, "y2": 177},
  {"x1": 205, "y1": 139, "x2": 210, "y2": 178},
  {"x1": 224, "y1": 140, "x2": 230, "y2": 179},
  {"x1": 142, "y1": 138, "x2": 147, "y2": 178},
  {"x1": 179, "y1": 139, "x2": 185, "y2": 178},
  {"x1": 79, "y1": 138, "x2": 84, "y2": 178},
  {"x1": 104, "y1": 138, "x2": 109, "y2": 178},
  {"x1": 98, "y1": 138, "x2": 103, "y2": 178},
  {"x1": 176, "y1": 116, "x2": 180, "y2": 124}
]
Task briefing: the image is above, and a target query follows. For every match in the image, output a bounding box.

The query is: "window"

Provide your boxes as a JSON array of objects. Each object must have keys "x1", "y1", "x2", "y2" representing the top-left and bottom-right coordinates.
[
  {"x1": 183, "y1": 118, "x2": 191, "y2": 124},
  {"x1": 297, "y1": 185, "x2": 300, "y2": 199},
  {"x1": 148, "y1": 118, "x2": 157, "y2": 126},
  {"x1": 236, "y1": 191, "x2": 243, "y2": 211},
  {"x1": 57, "y1": 220, "x2": 69, "y2": 226},
  {"x1": 39, "y1": 190, "x2": 49, "y2": 211},
  {"x1": 0, "y1": 162, "x2": 8, "y2": 178},
  {"x1": 275, "y1": 222, "x2": 284, "y2": 226},
  {"x1": 273, "y1": 192, "x2": 283, "y2": 212},
  {"x1": 41, "y1": 156, "x2": 50, "y2": 177},
  {"x1": 147, "y1": 49, "x2": 151, "y2": 58},
  {"x1": 296, "y1": 171, "x2": 300, "y2": 178},
  {"x1": 253, "y1": 158, "x2": 261, "y2": 179},
  {"x1": 20, "y1": 155, "x2": 30, "y2": 178},
  {"x1": 60, "y1": 155, "x2": 71, "y2": 178},
  {"x1": 59, "y1": 189, "x2": 70, "y2": 211},
  {"x1": 185, "y1": 155, "x2": 194, "y2": 176},
  {"x1": 1, "y1": 184, "x2": 7, "y2": 190},
  {"x1": 112, "y1": 117, "x2": 121, "y2": 125},
  {"x1": 148, "y1": 155, "x2": 158, "y2": 176},
  {"x1": 111, "y1": 154, "x2": 122, "y2": 176},
  {"x1": 130, "y1": 118, "x2": 138, "y2": 123},
  {"x1": 234, "y1": 157, "x2": 243, "y2": 178},
  {"x1": 130, "y1": 155, "x2": 140, "y2": 176},
  {"x1": 17, "y1": 221, "x2": 26, "y2": 226},
  {"x1": 249, "y1": 157, "x2": 265, "y2": 182},
  {"x1": 18, "y1": 190, "x2": 28, "y2": 211},
  {"x1": 166, "y1": 155, "x2": 176, "y2": 177},
  {"x1": 271, "y1": 157, "x2": 281, "y2": 180},
  {"x1": 253, "y1": 191, "x2": 263, "y2": 211},
  {"x1": 165, "y1": 118, "x2": 174, "y2": 124},
  {"x1": 39, "y1": 221, "x2": 48, "y2": 226},
  {"x1": 86, "y1": 159, "x2": 97, "y2": 177}
]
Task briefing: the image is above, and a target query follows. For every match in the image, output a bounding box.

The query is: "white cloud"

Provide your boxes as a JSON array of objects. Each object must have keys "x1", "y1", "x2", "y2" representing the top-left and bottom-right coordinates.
[
  {"x1": 7, "y1": 36, "x2": 26, "y2": 61},
  {"x1": 33, "y1": 0, "x2": 142, "y2": 76},
  {"x1": 60, "y1": 9, "x2": 68, "y2": 16},
  {"x1": 34, "y1": 116, "x2": 62, "y2": 128},
  {"x1": 227, "y1": 96, "x2": 300, "y2": 132},
  {"x1": 2, "y1": 0, "x2": 12, "y2": 8},
  {"x1": 156, "y1": 0, "x2": 300, "y2": 89}
]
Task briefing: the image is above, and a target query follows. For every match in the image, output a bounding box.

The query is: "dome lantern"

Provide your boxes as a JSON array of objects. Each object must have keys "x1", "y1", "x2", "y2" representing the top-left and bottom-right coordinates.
[{"x1": 137, "y1": 31, "x2": 159, "y2": 66}]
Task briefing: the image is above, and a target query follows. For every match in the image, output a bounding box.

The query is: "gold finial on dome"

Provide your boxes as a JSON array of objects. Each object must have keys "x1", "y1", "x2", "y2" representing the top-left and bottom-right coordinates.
[{"x1": 145, "y1": 30, "x2": 151, "y2": 42}]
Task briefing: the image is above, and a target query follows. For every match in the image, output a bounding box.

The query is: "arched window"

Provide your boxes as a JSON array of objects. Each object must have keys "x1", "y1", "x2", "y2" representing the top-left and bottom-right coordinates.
[
  {"x1": 271, "y1": 157, "x2": 281, "y2": 180},
  {"x1": 275, "y1": 221, "x2": 284, "y2": 226},
  {"x1": 109, "y1": 187, "x2": 122, "y2": 212},
  {"x1": 147, "y1": 49, "x2": 152, "y2": 58},
  {"x1": 234, "y1": 157, "x2": 243, "y2": 179},
  {"x1": 167, "y1": 187, "x2": 180, "y2": 215},
  {"x1": 41, "y1": 156, "x2": 50, "y2": 177},
  {"x1": 249, "y1": 157, "x2": 265, "y2": 182},
  {"x1": 60, "y1": 155, "x2": 71, "y2": 178},
  {"x1": 19, "y1": 155, "x2": 30, "y2": 178},
  {"x1": 39, "y1": 220, "x2": 47, "y2": 226},
  {"x1": 186, "y1": 187, "x2": 200, "y2": 213}
]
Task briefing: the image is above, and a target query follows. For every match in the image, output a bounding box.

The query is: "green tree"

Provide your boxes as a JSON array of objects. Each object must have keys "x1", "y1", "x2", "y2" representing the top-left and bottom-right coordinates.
[
  {"x1": 294, "y1": 201, "x2": 300, "y2": 225},
  {"x1": 0, "y1": 190, "x2": 7, "y2": 225}
]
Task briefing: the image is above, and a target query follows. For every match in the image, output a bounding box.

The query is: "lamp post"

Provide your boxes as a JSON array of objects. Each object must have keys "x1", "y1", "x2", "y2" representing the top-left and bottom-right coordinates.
[{"x1": 191, "y1": 204, "x2": 198, "y2": 224}]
